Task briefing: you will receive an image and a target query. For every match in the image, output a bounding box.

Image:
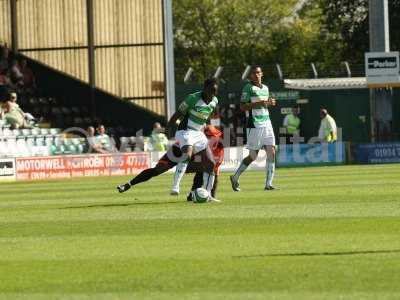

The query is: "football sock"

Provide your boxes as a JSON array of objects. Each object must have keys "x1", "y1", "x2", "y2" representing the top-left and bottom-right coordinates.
[
  {"x1": 232, "y1": 160, "x2": 249, "y2": 181},
  {"x1": 172, "y1": 161, "x2": 188, "y2": 191},
  {"x1": 129, "y1": 168, "x2": 160, "y2": 186},
  {"x1": 202, "y1": 172, "x2": 215, "y2": 194},
  {"x1": 211, "y1": 175, "x2": 218, "y2": 197},
  {"x1": 191, "y1": 172, "x2": 203, "y2": 191},
  {"x1": 266, "y1": 160, "x2": 275, "y2": 187}
]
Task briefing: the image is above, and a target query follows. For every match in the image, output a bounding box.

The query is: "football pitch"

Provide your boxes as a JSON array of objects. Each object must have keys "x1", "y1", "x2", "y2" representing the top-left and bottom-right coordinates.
[{"x1": 1, "y1": 164, "x2": 400, "y2": 300}]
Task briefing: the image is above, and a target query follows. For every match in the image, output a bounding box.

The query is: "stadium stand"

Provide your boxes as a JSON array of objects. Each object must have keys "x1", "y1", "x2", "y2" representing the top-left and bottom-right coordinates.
[
  {"x1": 0, "y1": 46, "x2": 92, "y2": 157},
  {"x1": 0, "y1": 121, "x2": 91, "y2": 157}
]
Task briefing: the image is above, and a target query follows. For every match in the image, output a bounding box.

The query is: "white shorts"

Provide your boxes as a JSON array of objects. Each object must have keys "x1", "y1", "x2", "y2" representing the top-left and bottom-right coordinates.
[
  {"x1": 246, "y1": 125, "x2": 275, "y2": 150},
  {"x1": 175, "y1": 129, "x2": 208, "y2": 154}
]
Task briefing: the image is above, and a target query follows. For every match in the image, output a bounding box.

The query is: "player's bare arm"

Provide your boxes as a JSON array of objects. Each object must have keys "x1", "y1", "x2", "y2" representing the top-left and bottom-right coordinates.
[
  {"x1": 240, "y1": 99, "x2": 275, "y2": 111},
  {"x1": 166, "y1": 110, "x2": 184, "y2": 137},
  {"x1": 267, "y1": 97, "x2": 277, "y2": 106}
]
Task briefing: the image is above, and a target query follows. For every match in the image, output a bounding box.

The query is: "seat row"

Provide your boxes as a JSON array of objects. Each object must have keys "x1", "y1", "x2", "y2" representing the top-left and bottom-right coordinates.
[
  {"x1": 0, "y1": 136, "x2": 87, "y2": 157},
  {"x1": 0, "y1": 127, "x2": 62, "y2": 137}
]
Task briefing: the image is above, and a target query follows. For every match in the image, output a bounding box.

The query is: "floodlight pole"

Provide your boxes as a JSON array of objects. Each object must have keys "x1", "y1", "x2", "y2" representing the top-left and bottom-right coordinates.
[
  {"x1": 163, "y1": 0, "x2": 176, "y2": 120},
  {"x1": 369, "y1": 0, "x2": 391, "y2": 142},
  {"x1": 87, "y1": 0, "x2": 96, "y2": 119},
  {"x1": 10, "y1": 0, "x2": 18, "y2": 53},
  {"x1": 369, "y1": 0, "x2": 390, "y2": 51}
]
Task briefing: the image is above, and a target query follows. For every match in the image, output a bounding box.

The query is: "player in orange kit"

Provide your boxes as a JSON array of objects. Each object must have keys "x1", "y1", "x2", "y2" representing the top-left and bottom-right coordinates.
[{"x1": 117, "y1": 125, "x2": 224, "y2": 201}]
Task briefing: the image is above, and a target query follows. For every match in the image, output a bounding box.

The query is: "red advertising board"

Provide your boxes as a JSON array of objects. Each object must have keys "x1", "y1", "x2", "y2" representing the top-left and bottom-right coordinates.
[{"x1": 15, "y1": 152, "x2": 150, "y2": 180}]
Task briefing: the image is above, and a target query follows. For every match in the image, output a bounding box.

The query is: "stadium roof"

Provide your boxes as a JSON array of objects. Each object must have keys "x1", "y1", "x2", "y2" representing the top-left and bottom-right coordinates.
[{"x1": 284, "y1": 77, "x2": 367, "y2": 90}]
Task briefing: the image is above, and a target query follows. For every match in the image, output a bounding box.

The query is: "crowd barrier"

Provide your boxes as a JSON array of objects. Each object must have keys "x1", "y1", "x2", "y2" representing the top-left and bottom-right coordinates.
[
  {"x1": 150, "y1": 142, "x2": 346, "y2": 173},
  {"x1": 2, "y1": 142, "x2": 399, "y2": 182},
  {"x1": 354, "y1": 143, "x2": 400, "y2": 164},
  {"x1": 277, "y1": 142, "x2": 346, "y2": 167},
  {"x1": 220, "y1": 143, "x2": 345, "y2": 170},
  {"x1": 0, "y1": 152, "x2": 150, "y2": 182}
]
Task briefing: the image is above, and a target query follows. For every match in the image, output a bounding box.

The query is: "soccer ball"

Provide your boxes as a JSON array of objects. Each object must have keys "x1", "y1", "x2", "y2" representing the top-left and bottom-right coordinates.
[{"x1": 192, "y1": 188, "x2": 209, "y2": 203}]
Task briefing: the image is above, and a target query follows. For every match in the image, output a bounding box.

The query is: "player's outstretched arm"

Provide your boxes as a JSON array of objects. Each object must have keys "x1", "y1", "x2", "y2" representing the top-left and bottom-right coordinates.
[{"x1": 166, "y1": 111, "x2": 183, "y2": 137}]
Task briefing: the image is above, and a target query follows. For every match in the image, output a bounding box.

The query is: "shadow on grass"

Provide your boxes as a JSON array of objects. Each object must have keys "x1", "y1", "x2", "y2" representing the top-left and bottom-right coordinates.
[
  {"x1": 59, "y1": 200, "x2": 183, "y2": 209},
  {"x1": 236, "y1": 249, "x2": 400, "y2": 258}
]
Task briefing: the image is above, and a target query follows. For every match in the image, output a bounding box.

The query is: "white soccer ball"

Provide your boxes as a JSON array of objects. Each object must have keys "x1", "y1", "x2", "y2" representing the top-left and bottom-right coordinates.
[{"x1": 193, "y1": 188, "x2": 209, "y2": 203}]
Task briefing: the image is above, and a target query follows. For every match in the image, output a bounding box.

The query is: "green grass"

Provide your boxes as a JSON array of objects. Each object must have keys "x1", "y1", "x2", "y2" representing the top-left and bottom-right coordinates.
[{"x1": 1, "y1": 164, "x2": 400, "y2": 300}]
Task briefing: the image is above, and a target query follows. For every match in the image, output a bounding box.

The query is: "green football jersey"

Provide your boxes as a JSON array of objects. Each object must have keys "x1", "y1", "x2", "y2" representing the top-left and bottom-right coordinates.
[
  {"x1": 177, "y1": 91, "x2": 218, "y2": 131},
  {"x1": 241, "y1": 82, "x2": 270, "y2": 128}
]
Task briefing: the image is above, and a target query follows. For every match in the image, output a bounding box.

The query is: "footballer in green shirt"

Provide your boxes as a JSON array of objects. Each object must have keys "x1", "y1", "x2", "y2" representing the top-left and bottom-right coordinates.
[
  {"x1": 230, "y1": 65, "x2": 278, "y2": 191},
  {"x1": 167, "y1": 78, "x2": 220, "y2": 201}
]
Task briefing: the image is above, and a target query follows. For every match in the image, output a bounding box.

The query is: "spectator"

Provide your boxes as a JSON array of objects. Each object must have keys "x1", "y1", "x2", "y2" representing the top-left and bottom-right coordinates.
[
  {"x1": 2, "y1": 100, "x2": 33, "y2": 129},
  {"x1": 86, "y1": 126, "x2": 104, "y2": 153},
  {"x1": 318, "y1": 108, "x2": 337, "y2": 143},
  {"x1": 282, "y1": 106, "x2": 301, "y2": 144},
  {"x1": 9, "y1": 92, "x2": 36, "y2": 123},
  {"x1": 96, "y1": 124, "x2": 113, "y2": 152},
  {"x1": 220, "y1": 104, "x2": 245, "y2": 146},
  {"x1": 9, "y1": 92, "x2": 20, "y2": 108},
  {"x1": 149, "y1": 122, "x2": 169, "y2": 151}
]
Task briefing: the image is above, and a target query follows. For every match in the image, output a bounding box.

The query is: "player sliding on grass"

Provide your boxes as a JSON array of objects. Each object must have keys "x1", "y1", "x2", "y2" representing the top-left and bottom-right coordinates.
[
  {"x1": 116, "y1": 125, "x2": 224, "y2": 202},
  {"x1": 230, "y1": 65, "x2": 277, "y2": 191},
  {"x1": 167, "y1": 78, "x2": 219, "y2": 199}
]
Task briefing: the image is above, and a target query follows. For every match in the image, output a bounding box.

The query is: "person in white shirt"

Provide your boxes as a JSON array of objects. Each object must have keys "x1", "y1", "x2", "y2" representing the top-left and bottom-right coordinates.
[
  {"x1": 9, "y1": 92, "x2": 36, "y2": 123},
  {"x1": 86, "y1": 126, "x2": 103, "y2": 153},
  {"x1": 318, "y1": 108, "x2": 337, "y2": 143},
  {"x1": 96, "y1": 124, "x2": 114, "y2": 151}
]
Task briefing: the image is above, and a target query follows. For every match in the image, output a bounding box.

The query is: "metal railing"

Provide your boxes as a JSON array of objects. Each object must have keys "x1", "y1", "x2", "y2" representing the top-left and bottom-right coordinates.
[{"x1": 175, "y1": 62, "x2": 366, "y2": 83}]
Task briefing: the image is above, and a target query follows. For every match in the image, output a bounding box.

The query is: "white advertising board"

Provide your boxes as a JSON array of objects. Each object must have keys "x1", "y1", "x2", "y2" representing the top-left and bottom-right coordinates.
[
  {"x1": 365, "y1": 52, "x2": 400, "y2": 87},
  {"x1": 0, "y1": 158, "x2": 16, "y2": 181}
]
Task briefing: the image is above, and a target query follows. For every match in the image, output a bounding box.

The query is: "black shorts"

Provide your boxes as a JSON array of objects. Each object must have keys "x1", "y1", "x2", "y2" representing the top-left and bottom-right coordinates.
[{"x1": 155, "y1": 145, "x2": 209, "y2": 173}]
